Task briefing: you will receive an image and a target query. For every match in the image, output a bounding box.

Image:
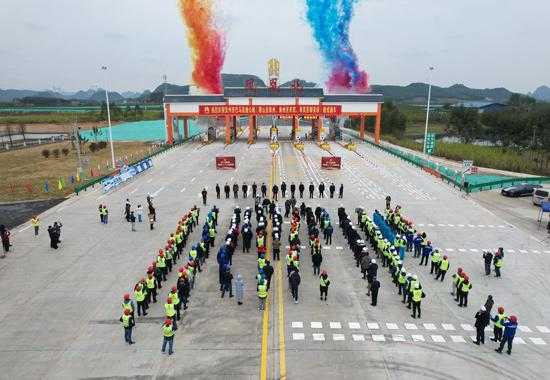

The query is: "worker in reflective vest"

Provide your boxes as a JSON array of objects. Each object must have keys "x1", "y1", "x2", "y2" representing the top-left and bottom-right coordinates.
[
  {"x1": 411, "y1": 284, "x2": 425, "y2": 319},
  {"x1": 146, "y1": 272, "x2": 157, "y2": 303},
  {"x1": 491, "y1": 307, "x2": 507, "y2": 342},
  {"x1": 119, "y1": 308, "x2": 135, "y2": 345},
  {"x1": 121, "y1": 293, "x2": 135, "y2": 318},
  {"x1": 134, "y1": 284, "x2": 147, "y2": 317},
  {"x1": 430, "y1": 249, "x2": 442, "y2": 275},
  {"x1": 157, "y1": 251, "x2": 167, "y2": 281},
  {"x1": 31, "y1": 216, "x2": 40, "y2": 236},
  {"x1": 169, "y1": 287, "x2": 181, "y2": 320},
  {"x1": 319, "y1": 271, "x2": 331, "y2": 301},
  {"x1": 494, "y1": 254, "x2": 503, "y2": 277},
  {"x1": 458, "y1": 277, "x2": 472, "y2": 307},
  {"x1": 436, "y1": 256, "x2": 450, "y2": 281},
  {"x1": 258, "y1": 282, "x2": 268, "y2": 311},
  {"x1": 161, "y1": 319, "x2": 175, "y2": 355},
  {"x1": 164, "y1": 297, "x2": 177, "y2": 330}
]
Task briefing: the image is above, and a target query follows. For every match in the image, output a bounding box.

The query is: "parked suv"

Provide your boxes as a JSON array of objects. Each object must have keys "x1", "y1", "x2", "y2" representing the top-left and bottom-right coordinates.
[{"x1": 533, "y1": 188, "x2": 549, "y2": 206}]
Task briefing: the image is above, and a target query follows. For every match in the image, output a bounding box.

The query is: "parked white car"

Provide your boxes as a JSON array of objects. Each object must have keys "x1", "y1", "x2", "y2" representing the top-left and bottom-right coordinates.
[{"x1": 533, "y1": 188, "x2": 549, "y2": 206}]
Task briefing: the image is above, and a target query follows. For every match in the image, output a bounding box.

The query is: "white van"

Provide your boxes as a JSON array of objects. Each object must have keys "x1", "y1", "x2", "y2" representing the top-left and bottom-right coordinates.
[{"x1": 533, "y1": 188, "x2": 549, "y2": 206}]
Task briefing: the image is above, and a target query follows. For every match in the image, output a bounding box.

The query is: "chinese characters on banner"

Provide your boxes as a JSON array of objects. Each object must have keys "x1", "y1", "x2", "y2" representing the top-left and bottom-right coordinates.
[{"x1": 199, "y1": 105, "x2": 342, "y2": 116}]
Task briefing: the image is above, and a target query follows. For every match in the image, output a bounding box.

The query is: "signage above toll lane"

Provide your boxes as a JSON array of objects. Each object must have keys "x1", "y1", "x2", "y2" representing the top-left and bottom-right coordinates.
[{"x1": 198, "y1": 104, "x2": 342, "y2": 116}]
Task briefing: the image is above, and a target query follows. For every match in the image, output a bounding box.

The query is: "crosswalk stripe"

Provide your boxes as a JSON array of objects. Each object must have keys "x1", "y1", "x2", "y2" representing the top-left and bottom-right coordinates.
[
  {"x1": 311, "y1": 322, "x2": 323, "y2": 329},
  {"x1": 372, "y1": 334, "x2": 386, "y2": 342},
  {"x1": 445, "y1": 248, "x2": 455, "y2": 252},
  {"x1": 450, "y1": 335, "x2": 466, "y2": 343},
  {"x1": 352, "y1": 334, "x2": 365, "y2": 341},
  {"x1": 458, "y1": 248, "x2": 466, "y2": 252},
  {"x1": 335, "y1": 246, "x2": 343, "y2": 250},
  {"x1": 312, "y1": 333, "x2": 325, "y2": 341},
  {"x1": 519, "y1": 249, "x2": 528, "y2": 253},
  {"x1": 461, "y1": 324, "x2": 475, "y2": 331},
  {"x1": 386, "y1": 323, "x2": 399, "y2": 330},
  {"x1": 392, "y1": 334, "x2": 406, "y2": 342},
  {"x1": 291, "y1": 321, "x2": 303, "y2": 328},
  {"x1": 508, "y1": 249, "x2": 515, "y2": 253},
  {"x1": 367, "y1": 322, "x2": 380, "y2": 330},
  {"x1": 431, "y1": 335, "x2": 445, "y2": 342},
  {"x1": 536, "y1": 326, "x2": 550, "y2": 333},
  {"x1": 404, "y1": 323, "x2": 418, "y2": 330},
  {"x1": 333, "y1": 334, "x2": 346, "y2": 341},
  {"x1": 412, "y1": 335, "x2": 425, "y2": 342},
  {"x1": 529, "y1": 337, "x2": 546, "y2": 345},
  {"x1": 442, "y1": 324, "x2": 456, "y2": 331},
  {"x1": 469, "y1": 249, "x2": 478, "y2": 252},
  {"x1": 423, "y1": 323, "x2": 437, "y2": 330},
  {"x1": 515, "y1": 337, "x2": 526, "y2": 344},
  {"x1": 518, "y1": 326, "x2": 532, "y2": 333},
  {"x1": 330, "y1": 322, "x2": 342, "y2": 329},
  {"x1": 348, "y1": 322, "x2": 361, "y2": 329},
  {"x1": 292, "y1": 333, "x2": 305, "y2": 340},
  {"x1": 323, "y1": 246, "x2": 332, "y2": 249}
]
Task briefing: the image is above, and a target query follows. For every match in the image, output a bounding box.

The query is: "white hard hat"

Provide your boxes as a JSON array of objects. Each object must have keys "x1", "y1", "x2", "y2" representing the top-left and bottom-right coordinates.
[
  {"x1": 371, "y1": 259, "x2": 376, "y2": 264},
  {"x1": 413, "y1": 274, "x2": 418, "y2": 280}
]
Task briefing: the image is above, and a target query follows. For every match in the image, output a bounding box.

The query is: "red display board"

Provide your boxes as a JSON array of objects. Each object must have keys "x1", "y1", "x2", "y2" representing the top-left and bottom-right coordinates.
[
  {"x1": 199, "y1": 104, "x2": 341, "y2": 116},
  {"x1": 321, "y1": 156, "x2": 341, "y2": 169},
  {"x1": 216, "y1": 156, "x2": 236, "y2": 169}
]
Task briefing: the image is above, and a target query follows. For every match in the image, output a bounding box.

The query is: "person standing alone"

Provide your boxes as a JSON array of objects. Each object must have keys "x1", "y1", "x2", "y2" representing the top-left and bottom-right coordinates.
[{"x1": 31, "y1": 216, "x2": 40, "y2": 236}]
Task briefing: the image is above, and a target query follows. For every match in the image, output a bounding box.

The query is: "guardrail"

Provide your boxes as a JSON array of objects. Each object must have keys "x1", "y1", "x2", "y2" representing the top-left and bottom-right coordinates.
[
  {"x1": 343, "y1": 129, "x2": 550, "y2": 193},
  {"x1": 75, "y1": 131, "x2": 205, "y2": 195}
]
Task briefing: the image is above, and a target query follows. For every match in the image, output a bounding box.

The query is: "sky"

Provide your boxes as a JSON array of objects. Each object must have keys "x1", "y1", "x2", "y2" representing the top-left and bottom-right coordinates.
[{"x1": 1, "y1": 0, "x2": 549, "y2": 93}]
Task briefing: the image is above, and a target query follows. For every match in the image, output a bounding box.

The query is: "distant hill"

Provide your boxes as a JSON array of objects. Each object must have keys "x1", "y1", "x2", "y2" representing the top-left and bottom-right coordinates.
[
  {"x1": 280, "y1": 79, "x2": 317, "y2": 88},
  {"x1": 222, "y1": 73, "x2": 266, "y2": 88},
  {"x1": 370, "y1": 83, "x2": 515, "y2": 104},
  {"x1": 530, "y1": 85, "x2": 550, "y2": 102}
]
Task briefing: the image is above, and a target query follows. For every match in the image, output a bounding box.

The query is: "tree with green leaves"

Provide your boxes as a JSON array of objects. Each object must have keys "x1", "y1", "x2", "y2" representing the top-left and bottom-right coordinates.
[
  {"x1": 449, "y1": 106, "x2": 481, "y2": 143},
  {"x1": 381, "y1": 101, "x2": 407, "y2": 137}
]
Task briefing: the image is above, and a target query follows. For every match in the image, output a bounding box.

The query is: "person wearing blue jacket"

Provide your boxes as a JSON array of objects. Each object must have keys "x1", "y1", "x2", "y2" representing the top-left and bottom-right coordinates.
[
  {"x1": 420, "y1": 241, "x2": 433, "y2": 266},
  {"x1": 413, "y1": 233, "x2": 422, "y2": 258},
  {"x1": 495, "y1": 315, "x2": 518, "y2": 355}
]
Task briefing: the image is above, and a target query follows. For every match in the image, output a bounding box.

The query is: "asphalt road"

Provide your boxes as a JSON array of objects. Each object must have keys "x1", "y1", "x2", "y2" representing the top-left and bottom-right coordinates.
[{"x1": 0, "y1": 128, "x2": 548, "y2": 380}]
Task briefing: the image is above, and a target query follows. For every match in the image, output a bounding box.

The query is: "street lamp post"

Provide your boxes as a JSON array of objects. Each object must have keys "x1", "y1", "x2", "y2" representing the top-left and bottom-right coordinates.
[
  {"x1": 101, "y1": 66, "x2": 116, "y2": 169},
  {"x1": 423, "y1": 66, "x2": 435, "y2": 154}
]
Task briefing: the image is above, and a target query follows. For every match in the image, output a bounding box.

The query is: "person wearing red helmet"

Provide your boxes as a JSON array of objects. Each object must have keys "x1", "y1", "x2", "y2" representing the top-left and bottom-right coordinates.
[
  {"x1": 451, "y1": 267, "x2": 463, "y2": 297},
  {"x1": 458, "y1": 276, "x2": 472, "y2": 307},
  {"x1": 177, "y1": 269, "x2": 190, "y2": 310},
  {"x1": 161, "y1": 319, "x2": 175, "y2": 355},
  {"x1": 491, "y1": 306, "x2": 507, "y2": 342},
  {"x1": 146, "y1": 271, "x2": 157, "y2": 303},
  {"x1": 454, "y1": 272, "x2": 467, "y2": 303},
  {"x1": 436, "y1": 255, "x2": 450, "y2": 281},
  {"x1": 495, "y1": 315, "x2": 518, "y2": 355},
  {"x1": 319, "y1": 271, "x2": 330, "y2": 301},
  {"x1": 134, "y1": 283, "x2": 147, "y2": 317},
  {"x1": 164, "y1": 296, "x2": 178, "y2": 330},
  {"x1": 157, "y1": 250, "x2": 167, "y2": 281},
  {"x1": 122, "y1": 293, "x2": 135, "y2": 318},
  {"x1": 119, "y1": 308, "x2": 135, "y2": 345}
]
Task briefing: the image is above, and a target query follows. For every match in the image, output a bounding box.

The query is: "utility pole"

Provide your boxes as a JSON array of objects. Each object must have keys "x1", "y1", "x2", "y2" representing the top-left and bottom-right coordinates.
[
  {"x1": 423, "y1": 66, "x2": 435, "y2": 154},
  {"x1": 73, "y1": 114, "x2": 83, "y2": 176},
  {"x1": 101, "y1": 66, "x2": 116, "y2": 169}
]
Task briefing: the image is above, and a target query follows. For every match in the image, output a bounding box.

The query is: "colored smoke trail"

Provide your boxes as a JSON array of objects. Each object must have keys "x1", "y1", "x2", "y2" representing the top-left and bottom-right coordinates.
[
  {"x1": 178, "y1": 0, "x2": 225, "y2": 94},
  {"x1": 304, "y1": 0, "x2": 369, "y2": 93}
]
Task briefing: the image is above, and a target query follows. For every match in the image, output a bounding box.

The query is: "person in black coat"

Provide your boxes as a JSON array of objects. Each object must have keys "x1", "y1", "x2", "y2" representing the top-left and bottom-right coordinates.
[
  {"x1": 281, "y1": 182, "x2": 287, "y2": 198},
  {"x1": 338, "y1": 184, "x2": 344, "y2": 198},
  {"x1": 474, "y1": 306, "x2": 491, "y2": 345},
  {"x1": 290, "y1": 182, "x2": 296, "y2": 198},
  {"x1": 483, "y1": 251, "x2": 493, "y2": 275},
  {"x1": 221, "y1": 268, "x2": 233, "y2": 298},
  {"x1": 366, "y1": 259, "x2": 378, "y2": 295},
  {"x1": 224, "y1": 183, "x2": 230, "y2": 198},
  {"x1": 242, "y1": 183, "x2": 248, "y2": 198},
  {"x1": 299, "y1": 182, "x2": 305, "y2": 198},
  {"x1": 252, "y1": 182, "x2": 258, "y2": 198},
  {"x1": 318, "y1": 182, "x2": 325, "y2": 198},
  {"x1": 263, "y1": 260, "x2": 274, "y2": 290},
  {"x1": 272, "y1": 185, "x2": 279, "y2": 201},
  {"x1": 329, "y1": 183, "x2": 336, "y2": 198},
  {"x1": 370, "y1": 277, "x2": 380, "y2": 306},
  {"x1": 261, "y1": 183, "x2": 267, "y2": 197},
  {"x1": 289, "y1": 268, "x2": 301, "y2": 303},
  {"x1": 484, "y1": 295, "x2": 494, "y2": 314},
  {"x1": 215, "y1": 184, "x2": 221, "y2": 199},
  {"x1": 233, "y1": 183, "x2": 239, "y2": 198},
  {"x1": 308, "y1": 183, "x2": 315, "y2": 198}
]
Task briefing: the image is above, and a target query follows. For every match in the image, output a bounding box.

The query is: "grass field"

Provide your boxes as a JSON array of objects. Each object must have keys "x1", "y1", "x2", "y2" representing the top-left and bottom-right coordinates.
[
  {"x1": 0, "y1": 110, "x2": 162, "y2": 125},
  {"x1": 0, "y1": 141, "x2": 151, "y2": 202}
]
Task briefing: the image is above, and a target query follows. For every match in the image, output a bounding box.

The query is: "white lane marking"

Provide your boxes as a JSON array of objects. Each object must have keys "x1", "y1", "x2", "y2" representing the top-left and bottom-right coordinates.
[
  {"x1": 469, "y1": 249, "x2": 478, "y2": 252},
  {"x1": 367, "y1": 322, "x2": 380, "y2": 330},
  {"x1": 458, "y1": 224, "x2": 464, "y2": 227},
  {"x1": 151, "y1": 186, "x2": 165, "y2": 197},
  {"x1": 488, "y1": 224, "x2": 495, "y2": 228},
  {"x1": 458, "y1": 249, "x2": 466, "y2": 252},
  {"x1": 312, "y1": 333, "x2": 325, "y2": 341},
  {"x1": 450, "y1": 335, "x2": 466, "y2": 343},
  {"x1": 442, "y1": 323, "x2": 456, "y2": 331},
  {"x1": 536, "y1": 326, "x2": 550, "y2": 333},
  {"x1": 468, "y1": 224, "x2": 475, "y2": 227},
  {"x1": 333, "y1": 334, "x2": 345, "y2": 341},
  {"x1": 96, "y1": 194, "x2": 107, "y2": 200},
  {"x1": 191, "y1": 177, "x2": 196, "y2": 182},
  {"x1": 323, "y1": 246, "x2": 332, "y2": 250},
  {"x1": 180, "y1": 188, "x2": 186, "y2": 193},
  {"x1": 529, "y1": 337, "x2": 546, "y2": 345},
  {"x1": 335, "y1": 246, "x2": 343, "y2": 250},
  {"x1": 230, "y1": 177, "x2": 234, "y2": 181},
  {"x1": 199, "y1": 170, "x2": 203, "y2": 173},
  {"x1": 431, "y1": 335, "x2": 445, "y2": 343},
  {"x1": 372, "y1": 334, "x2": 386, "y2": 342},
  {"x1": 352, "y1": 334, "x2": 365, "y2": 341},
  {"x1": 423, "y1": 323, "x2": 437, "y2": 330},
  {"x1": 518, "y1": 326, "x2": 532, "y2": 333},
  {"x1": 404, "y1": 323, "x2": 418, "y2": 330},
  {"x1": 477, "y1": 224, "x2": 485, "y2": 227},
  {"x1": 392, "y1": 334, "x2": 406, "y2": 342},
  {"x1": 508, "y1": 249, "x2": 515, "y2": 253},
  {"x1": 129, "y1": 188, "x2": 138, "y2": 195},
  {"x1": 514, "y1": 337, "x2": 526, "y2": 344},
  {"x1": 292, "y1": 333, "x2": 305, "y2": 341},
  {"x1": 445, "y1": 248, "x2": 455, "y2": 252},
  {"x1": 291, "y1": 321, "x2": 303, "y2": 328},
  {"x1": 428, "y1": 223, "x2": 435, "y2": 227},
  {"x1": 329, "y1": 322, "x2": 342, "y2": 329},
  {"x1": 438, "y1": 223, "x2": 445, "y2": 227},
  {"x1": 532, "y1": 250, "x2": 540, "y2": 254},
  {"x1": 18, "y1": 225, "x2": 31, "y2": 233},
  {"x1": 386, "y1": 323, "x2": 399, "y2": 330},
  {"x1": 461, "y1": 324, "x2": 475, "y2": 331},
  {"x1": 348, "y1": 322, "x2": 361, "y2": 329},
  {"x1": 544, "y1": 251, "x2": 550, "y2": 254},
  {"x1": 147, "y1": 178, "x2": 153, "y2": 183},
  {"x1": 448, "y1": 224, "x2": 455, "y2": 227},
  {"x1": 412, "y1": 335, "x2": 425, "y2": 342},
  {"x1": 519, "y1": 249, "x2": 528, "y2": 253},
  {"x1": 311, "y1": 322, "x2": 323, "y2": 329}
]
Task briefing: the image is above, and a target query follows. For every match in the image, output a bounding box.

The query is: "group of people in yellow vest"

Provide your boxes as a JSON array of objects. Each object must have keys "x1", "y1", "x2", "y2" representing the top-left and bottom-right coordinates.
[{"x1": 120, "y1": 205, "x2": 219, "y2": 354}]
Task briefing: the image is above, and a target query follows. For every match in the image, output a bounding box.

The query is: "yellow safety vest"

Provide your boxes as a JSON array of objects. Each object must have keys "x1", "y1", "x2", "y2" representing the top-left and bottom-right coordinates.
[
  {"x1": 439, "y1": 259, "x2": 449, "y2": 271},
  {"x1": 121, "y1": 314, "x2": 131, "y2": 328},
  {"x1": 163, "y1": 325, "x2": 175, "y2": 337},
  {"x1": 31, "y1": 218, "x2": 40, "y2": 227},
  {"x1": 146, "y1": 277, "x2": 155, "y2": 289},
  {"x1": 258, "y1": 284, "x2": 268, "y2": 298},
  {"x1": 412, "y1": 288, "x2": 423, "y2": 302},
  {"x1": 320, "y1": 277, "x2": 329, "y2": 287},
  {"x1": 134, "y1": 289, "x2": 145, "y2": 302},
  {"x1": 461, "y1": 283, "x2": 471, "y2": 293},
  {"x1": 170, "y1": 292, "x2": 180, "y2": 305},
  {"x1": 495, "y1": 313, "x2": 507, "y2": 328},
  {"x1": 258, "y1": 258, "x2": 266, "y2": 268},
  {"x1": 495, "y1": 258, "x2": 503, "y2": 268},
  {"x1": 122, "y1": 301, "x2": 133, "y2": 312},
  {"x1": 157, "y1": 256, "x2": 166, "y2": 268},
  {"x1": 164, "y1": 303, "x2": 175, "y2": 317}
]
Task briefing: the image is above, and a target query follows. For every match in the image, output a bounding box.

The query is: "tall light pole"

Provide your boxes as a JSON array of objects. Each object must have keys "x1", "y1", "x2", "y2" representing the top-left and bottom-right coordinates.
[
  {"x1": 101, "y1": 66, "x2": 116, "y2": 169},
  {"x1": 423, "y1": 66, "x2": 435, "y2": 154}
]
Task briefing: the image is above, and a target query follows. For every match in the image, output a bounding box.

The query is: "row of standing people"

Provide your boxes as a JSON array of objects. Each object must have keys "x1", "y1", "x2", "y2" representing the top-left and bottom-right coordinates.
[{"x1": 214, "y1": 181, "x2": 344, "y2": 201}]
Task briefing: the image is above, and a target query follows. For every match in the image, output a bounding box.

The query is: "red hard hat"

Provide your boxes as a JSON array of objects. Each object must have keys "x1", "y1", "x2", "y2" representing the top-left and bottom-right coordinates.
[
  {"x1": 498, "y1": 306, "x2": 504, "y2": 313},
  {"x1": 178, "y1": 267, "x2": 184, "y2": 272},
  {"x1": 123, "y1": 293, "x2": 130, "y2": 300},
  {"x1": 165, "y1": 245, "x2": 170, "y2": 249},
  {"x1": 167, "y1": 297, "x2": 172, "y2": 304},
  {"x1": 171, "y1": 286, "x2": 177, "y2": 292},
  {"x1": 164, "y1": 319, "x2": 172, "y2": 325},
  {"x1": 457, "y1": 267, "x2": 463, "y2": 273},
  {"x1": 321, "y1": 270, "x2": 327, "y2": 276},
  {"x1": 509, "y1": 315, "x2": 517, "y2": 323},
  {"x1": 124, "y1": 309, "x2": 130, "y2": 315},
  {"x1": 443, "y1": 255, "x2": 448, "y2": 259},
  {"x1": 158, "y1": 249, "x2": 163, "y2": 254},
  {"x1": 152, "y1": 261, "x2": 157, "y2": 267},
  {"x1": 427, "y1": 240, "x2": 431, "y2": 244},
  {"x1": 148, "y1": 272, "x2": 153, "y2": 278},
  {"x1": 159, "y1": 252, "x2": 164, "y2": 257},
  {"x1": 147, "y1": 265, "x2": 153, "y2": 272}
]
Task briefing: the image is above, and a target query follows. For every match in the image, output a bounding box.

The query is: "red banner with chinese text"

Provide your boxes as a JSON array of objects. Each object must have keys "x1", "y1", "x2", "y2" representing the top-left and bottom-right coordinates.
[
  {"x1": 199, "y1": 104, "x2": 341, "y2": 116},
  {"x1": 216, "y1": 156, "x2": 236, "y2": 169},
  {"x1": 321, "y1": 156, "x2": 341, "y2": 169}
]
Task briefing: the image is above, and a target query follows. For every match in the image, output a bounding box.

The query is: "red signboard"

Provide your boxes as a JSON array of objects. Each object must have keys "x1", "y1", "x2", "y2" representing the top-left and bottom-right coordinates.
[
  {"x1": 199, "y1": 104, "x2": 341, "y2": 116},
  {"x1": 216, "y1": 156, "x2": 236, "y2": 169},
  {"x1": 321, "y1": 156, "x2": 342, "y2": 169}
]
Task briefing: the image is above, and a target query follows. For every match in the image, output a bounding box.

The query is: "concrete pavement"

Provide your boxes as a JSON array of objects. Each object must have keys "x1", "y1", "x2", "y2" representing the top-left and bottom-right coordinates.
[{"x1": 0, "y1": 128, "x2": 548, "y2": 379}]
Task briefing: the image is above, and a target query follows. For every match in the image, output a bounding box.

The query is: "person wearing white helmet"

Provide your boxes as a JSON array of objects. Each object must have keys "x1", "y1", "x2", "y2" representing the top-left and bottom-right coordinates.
[
  {"x1": 366, "y1": 259, "x2": 378, "y2": 295},
  {"x1": 410, "y1": 282, "x2": 425, "y2": 319},
  {"x1": 474, "y1": 305, "x2": 490, "y2": 345}
]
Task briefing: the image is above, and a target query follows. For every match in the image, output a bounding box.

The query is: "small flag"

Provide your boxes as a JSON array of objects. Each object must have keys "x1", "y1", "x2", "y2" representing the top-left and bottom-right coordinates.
[
  {"x1": 44, "y1": 181, "x2": 49, "y2": 193},
  {"x1": 58, "y1": 178, "x2": 63, "y2": 190},
  {"x1": 76, "y1": 172, "x2": 81, "y2": 182},
  {"x1": 69, "y1": 175, "x2": 75, "y2": 184}
]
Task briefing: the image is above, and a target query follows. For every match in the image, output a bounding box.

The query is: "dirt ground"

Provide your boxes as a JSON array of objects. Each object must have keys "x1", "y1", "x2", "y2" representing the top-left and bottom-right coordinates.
[{"x1": 0, "y1": 140, "x2": 151, "y2": 202}]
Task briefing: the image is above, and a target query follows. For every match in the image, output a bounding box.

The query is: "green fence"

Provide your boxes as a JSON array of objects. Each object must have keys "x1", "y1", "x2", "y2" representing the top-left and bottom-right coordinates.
[
  {"x1": 75, "y1": 132, "x2": 205, "y2": 195},
  {"x1": 344, "y1": 129, "x2": 550, "y2": 193}
]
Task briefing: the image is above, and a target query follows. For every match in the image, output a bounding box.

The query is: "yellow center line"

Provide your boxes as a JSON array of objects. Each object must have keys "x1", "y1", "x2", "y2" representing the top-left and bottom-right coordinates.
[{"x1": 275, "y1": 150, "x2": 287, "y2": 380}]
